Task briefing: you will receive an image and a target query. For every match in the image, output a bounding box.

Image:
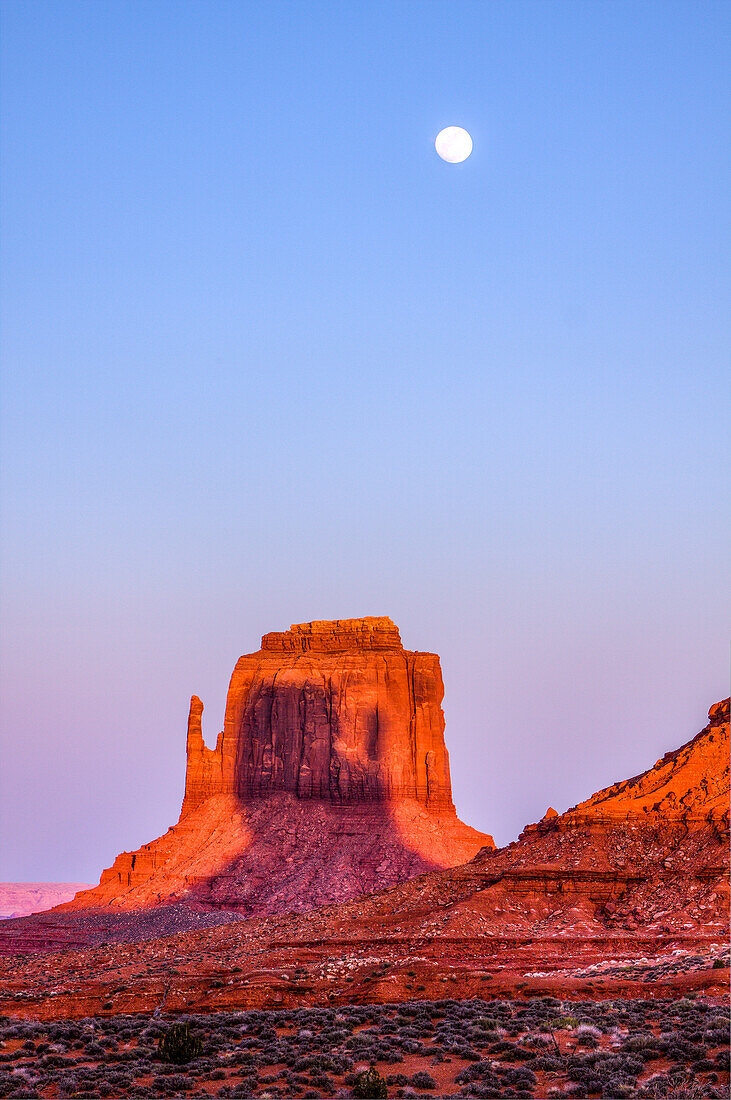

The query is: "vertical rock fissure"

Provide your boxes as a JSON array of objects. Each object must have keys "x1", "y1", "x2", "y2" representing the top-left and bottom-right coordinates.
[
  {"x1": 266, "y1": 668, "x2": 281, "y2": 797},
  {"x1": 296, "y1": 671, "x2": 308, "y2": 799},
  {"x1": 235, "y1": 667, "x2": 259, "y2": 797},
  {"x1": 325, "y1": 671, "x2": 338, "y2": 802},
  {"x1": 405, "y1": 652, "x2": 419, "y2": 800}
]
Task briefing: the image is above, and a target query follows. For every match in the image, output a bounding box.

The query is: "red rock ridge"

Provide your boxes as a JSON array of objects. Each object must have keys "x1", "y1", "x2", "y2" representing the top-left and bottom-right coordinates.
[
  {"x1": 522, "y1": 696, "x2": 729, "y2": 835},
  {"x1": 459, "y1": 698, "x2": 730, "y2": 939},
  {"x1": 571, "y1": 696, "x2": 729, "y2": 822}
]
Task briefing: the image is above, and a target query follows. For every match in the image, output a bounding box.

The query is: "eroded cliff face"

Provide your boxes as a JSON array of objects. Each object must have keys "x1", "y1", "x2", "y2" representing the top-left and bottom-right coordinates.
[
  {"x1": 459, "y1": 697, "x2": 730, "y2": 940},
  {"x1": 64, "y1": 618, "x2": 492, "y2": 913},
  {"x1": 181, "y1": 617, "x2": 454, "y2": 814}
]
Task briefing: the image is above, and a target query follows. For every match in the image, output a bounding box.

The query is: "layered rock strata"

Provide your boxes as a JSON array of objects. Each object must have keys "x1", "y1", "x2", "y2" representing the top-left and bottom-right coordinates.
[{"x1": 65, "y1": 618, "x2": 492, "y2": 913}]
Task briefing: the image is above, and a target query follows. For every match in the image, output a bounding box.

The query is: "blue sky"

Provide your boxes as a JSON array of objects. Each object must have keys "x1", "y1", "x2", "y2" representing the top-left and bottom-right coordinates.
[{"x1": 1, "y1": 0, "x2": 729, "y2": 880}]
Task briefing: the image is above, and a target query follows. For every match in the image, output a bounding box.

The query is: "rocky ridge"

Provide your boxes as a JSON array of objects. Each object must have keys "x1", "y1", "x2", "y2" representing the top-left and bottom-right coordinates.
[
  {"x1": 462, "y1": 697, "x2": 730, "y2": 936},
  {"x1": 565, "y1": 696, "x2": 729, "y2": 822},
  {"x1": 1, "y1": 699, "x2": 727, "y2": 1018}
]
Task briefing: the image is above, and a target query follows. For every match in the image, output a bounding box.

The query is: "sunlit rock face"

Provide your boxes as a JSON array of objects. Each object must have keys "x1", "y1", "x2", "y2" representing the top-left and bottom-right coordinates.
[
  {"x1": 564, "y1": 696, "x2": 730, "y2": 824},
  {"x1": 64, "y1": 618, "x2": 493, "y2": 914},
  {"x1": 183, "y1": 617, "x2": 456, "y2": 813}
]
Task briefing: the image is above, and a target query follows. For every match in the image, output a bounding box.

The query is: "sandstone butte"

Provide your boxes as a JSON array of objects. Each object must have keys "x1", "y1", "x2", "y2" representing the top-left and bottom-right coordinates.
[{"x1": 64, "y1": 618, "x2": 493, "y2": 915}]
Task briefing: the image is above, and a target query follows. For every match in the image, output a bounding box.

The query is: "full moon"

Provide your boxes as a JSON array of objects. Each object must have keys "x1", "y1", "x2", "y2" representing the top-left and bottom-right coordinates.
[{"x1": 435, "y1": 126, "x2": 473, "y2": 163}]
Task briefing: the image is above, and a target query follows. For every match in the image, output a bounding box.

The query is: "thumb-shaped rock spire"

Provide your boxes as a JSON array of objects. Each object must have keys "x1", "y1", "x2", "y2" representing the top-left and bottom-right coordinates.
[
  {"x1": 182, "y1": 695, "x2": 225, "y2": 814},
  {"x1": 186, "y1": 695, "x2": 204, "y2": 751}
]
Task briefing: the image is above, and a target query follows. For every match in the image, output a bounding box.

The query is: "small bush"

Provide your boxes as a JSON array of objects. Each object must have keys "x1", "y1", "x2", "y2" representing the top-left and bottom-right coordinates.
[
  {"x1": 551, "y1": 1016, "x2": 578, "y2": 1029},
  {"x1": 411, "y1": 1070, "x2": 437, "y2": 1089},
  {"x1": 352, "y1": 1066, "x2": 388, "y2": 1098},
  {"x1": 157, "y1": 1024, "x2": 202, "y2": 1065}
]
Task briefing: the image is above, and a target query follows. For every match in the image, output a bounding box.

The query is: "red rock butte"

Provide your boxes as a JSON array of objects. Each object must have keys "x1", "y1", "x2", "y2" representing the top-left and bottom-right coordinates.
[{"x1": 66, "y1": 617, "x2": 493, "y2": 914}]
